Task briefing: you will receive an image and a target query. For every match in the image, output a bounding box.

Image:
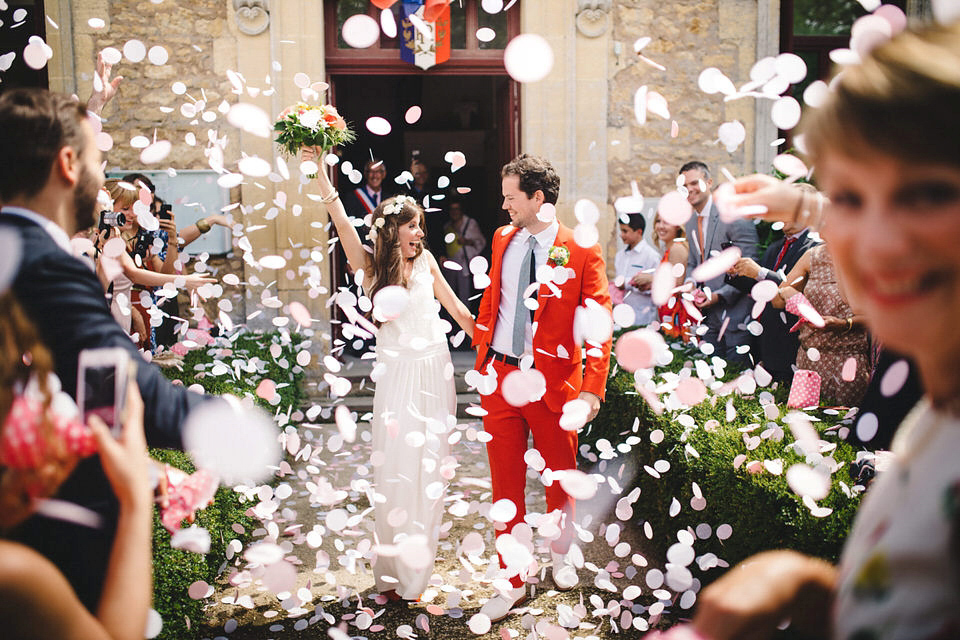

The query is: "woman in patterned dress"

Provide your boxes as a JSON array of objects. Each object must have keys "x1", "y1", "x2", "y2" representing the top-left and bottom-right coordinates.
[
  {"x1": 668, "y1": 19, "x2": 960, "y2": 640},
  {"x1": 774, "y1": 243, "x2": 871, "y2": 406}
]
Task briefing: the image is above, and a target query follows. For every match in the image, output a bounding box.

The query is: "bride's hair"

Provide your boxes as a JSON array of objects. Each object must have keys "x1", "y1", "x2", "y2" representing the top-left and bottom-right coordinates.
[{"x1": 367, "y1": 195, "x2": 426, "y2": 301}]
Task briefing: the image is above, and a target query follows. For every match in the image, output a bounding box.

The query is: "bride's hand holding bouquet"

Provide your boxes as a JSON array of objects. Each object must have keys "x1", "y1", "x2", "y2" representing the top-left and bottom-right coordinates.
[{"x1": 275, "y1": 102, "x2": 355, "y2": 177}]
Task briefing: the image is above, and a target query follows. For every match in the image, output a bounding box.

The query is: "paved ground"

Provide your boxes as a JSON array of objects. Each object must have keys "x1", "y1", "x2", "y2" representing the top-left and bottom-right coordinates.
[{"x1": 196, "y1": 416, "x2": 675, "y2": 639}]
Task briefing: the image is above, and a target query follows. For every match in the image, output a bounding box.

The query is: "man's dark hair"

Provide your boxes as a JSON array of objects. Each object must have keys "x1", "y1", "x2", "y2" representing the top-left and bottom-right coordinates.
[
  {"x1": 0, "y1": 88, "x2": 89, "y2": 203},
  {"x1": 122, "y1": 172, "x2": 156, "y2": 194},
  {"x1": 678, "y1": 160, "x2": 711, "y2": 181},
  {"x1": 501, "y1": 153, "x2": 560, "y2": 205},
  {"x1": 622, "y1": 212, "x2": 646, "y2": 233}
]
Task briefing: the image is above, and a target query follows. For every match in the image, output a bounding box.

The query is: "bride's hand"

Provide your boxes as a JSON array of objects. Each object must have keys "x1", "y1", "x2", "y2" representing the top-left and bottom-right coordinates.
[{"x1": 300, "y1": 146, "x2": 317, "y2": 164}]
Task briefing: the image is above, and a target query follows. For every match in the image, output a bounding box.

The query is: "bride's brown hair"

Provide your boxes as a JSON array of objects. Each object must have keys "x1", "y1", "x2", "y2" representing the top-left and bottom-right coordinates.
[{"x1": 367, "y1": 195, "x2": 426, "y2": 301}]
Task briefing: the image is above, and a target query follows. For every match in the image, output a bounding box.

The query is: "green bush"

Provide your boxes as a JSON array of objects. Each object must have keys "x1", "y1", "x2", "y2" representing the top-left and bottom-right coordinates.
[
  {"x1": 582, "y1": 338, "x2": 862, "y2": 586},
  {"x1": 148, "y1": 329, "x2": 306, "y2": 638}
]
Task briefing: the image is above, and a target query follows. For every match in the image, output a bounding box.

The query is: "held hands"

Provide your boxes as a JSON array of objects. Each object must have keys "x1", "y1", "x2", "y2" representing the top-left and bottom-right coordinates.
[
  {"x1": 729, "y1": 257, "x2": 761, "y2": 280},
  {"x1": 630, "y1": 272, "x2": 654, "y2": 290},
  {"x1": 821, "y1": 315, "x2": 849, "y2": 332},
  {"x1": 182, "y1": 274, "x2": 217, "y2": 290},
  {"x1": 578, "y1": 391, "x2": 601, "y2": 423},
  {"x1": 725, "y1": 175, "x2": 800, "y2": 224}
]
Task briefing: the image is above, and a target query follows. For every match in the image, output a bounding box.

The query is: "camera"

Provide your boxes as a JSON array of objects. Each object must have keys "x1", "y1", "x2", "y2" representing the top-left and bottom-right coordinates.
[{"x1": 98, "y1": 210, "x2": 127, "y2": 233}]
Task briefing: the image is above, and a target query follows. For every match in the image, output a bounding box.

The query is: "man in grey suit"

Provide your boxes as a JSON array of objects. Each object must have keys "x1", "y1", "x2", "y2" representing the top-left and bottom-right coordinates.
[{"x1": 680, "y1": 160, "x2": 758, "y2": 366}]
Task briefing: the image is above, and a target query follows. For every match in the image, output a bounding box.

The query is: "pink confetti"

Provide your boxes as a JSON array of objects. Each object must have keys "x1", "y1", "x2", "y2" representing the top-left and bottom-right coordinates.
[
  {"x1": 675, "y1": 378, "x2": 707, "y2": 407},
  {"x1": 880, "y1": 359, "x2": 910, "y2": 397},
  {"x1": 342, "y1": 14, "x2": 380, "y2": 49},
  {"x1": 366, "y1": 116, "x2": 392, "y2": 136},
  {"x1": 288, "y1": 300, "x2": 312, "y2": 326},
  {"x1": 500, "y1": 369, "x2": 546, "y2": 407},
  {"x1": 657, "y1": 190, "x2": 693, "y2": 226},
  {"x1": 404, "y1": 105, "x2": 422, "y2": 124},
  {"x1": 692, "y1": 246, "x2": 741, "y2": 282},
  {"x1": 504, "y1": 34, "x2": 554, "y2": 83}
]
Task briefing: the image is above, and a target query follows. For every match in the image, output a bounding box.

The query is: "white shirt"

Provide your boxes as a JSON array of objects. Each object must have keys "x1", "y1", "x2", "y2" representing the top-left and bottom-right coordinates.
[
  {"x1": 491, "y1": 220, "x2": 560, "y2": 357},
  {"x1": 0, "y1": 206, "x2": 72, "y2": 253},
  {"x1": 695, "y1": 194, "x2": 714, "y2": 258},
  {"x1": 614, "y1": 240, "x2": 661, "y2": 326}
]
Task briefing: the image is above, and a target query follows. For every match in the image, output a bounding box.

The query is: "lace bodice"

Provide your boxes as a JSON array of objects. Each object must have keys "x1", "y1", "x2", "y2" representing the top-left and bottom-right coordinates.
[{"x1": 376, "y1": 251, "x2": 447, "y2": 353}]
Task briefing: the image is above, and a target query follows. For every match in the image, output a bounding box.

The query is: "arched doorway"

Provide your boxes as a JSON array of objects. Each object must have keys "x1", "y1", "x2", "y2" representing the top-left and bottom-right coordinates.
[{"x1": 323, "y1": 0, "x2": 520, "y2": 349}]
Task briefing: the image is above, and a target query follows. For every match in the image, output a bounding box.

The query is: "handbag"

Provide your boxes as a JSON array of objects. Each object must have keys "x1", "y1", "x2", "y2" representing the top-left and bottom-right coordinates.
[{"x1": 787, "y1": 369, "x2": 821, "y2": 409}]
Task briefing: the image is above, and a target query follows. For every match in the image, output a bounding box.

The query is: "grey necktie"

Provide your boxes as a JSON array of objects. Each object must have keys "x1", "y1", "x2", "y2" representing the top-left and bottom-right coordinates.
[{"x1": 512, "y1": 235, "x2": 538, "y2": 356}]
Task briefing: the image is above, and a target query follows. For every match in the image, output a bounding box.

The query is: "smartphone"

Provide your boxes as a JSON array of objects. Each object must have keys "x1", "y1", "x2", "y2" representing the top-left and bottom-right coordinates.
[
  {"x1": 77, "y1": 347, "x2": 134, "y2": 436},
  {"x1": 158, "y1": 203, "x2": 173, "y2": 221}
]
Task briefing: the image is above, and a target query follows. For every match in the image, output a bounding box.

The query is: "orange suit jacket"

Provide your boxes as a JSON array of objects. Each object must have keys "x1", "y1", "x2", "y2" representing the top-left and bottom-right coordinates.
[{"x1": 473, "y1": 223, "x2": 613, "y2": 413}]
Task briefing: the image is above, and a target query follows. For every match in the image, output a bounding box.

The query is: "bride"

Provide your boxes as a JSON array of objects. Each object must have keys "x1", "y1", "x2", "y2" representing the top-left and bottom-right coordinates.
[{"x1": 304, "y1": 148, "x2": 474, "y2": 600}]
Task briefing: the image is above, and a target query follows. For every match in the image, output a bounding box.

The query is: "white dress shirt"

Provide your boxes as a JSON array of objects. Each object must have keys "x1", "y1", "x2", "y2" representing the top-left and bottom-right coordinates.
[
  {"x1": 614, "y1": 240, "x2": 661, "y2": 326},
  {"x1": 491, "y1": 220, "x2": 560, "y2": 357}
]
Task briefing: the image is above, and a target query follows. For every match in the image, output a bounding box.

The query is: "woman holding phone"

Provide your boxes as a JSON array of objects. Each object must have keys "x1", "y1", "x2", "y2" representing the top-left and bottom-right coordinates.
[{"x1": 0, "y1": 291, "x2": 153, "y2": 640}]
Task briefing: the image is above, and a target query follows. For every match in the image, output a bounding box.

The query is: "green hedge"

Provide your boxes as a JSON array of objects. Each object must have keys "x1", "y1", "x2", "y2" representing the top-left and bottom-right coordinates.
[
  {"x1": 150, "y1": 329, "x2": 306, "y2": 639},
  {"x1": 582, "y1": 337, "x2": 862, "y2": 585}
]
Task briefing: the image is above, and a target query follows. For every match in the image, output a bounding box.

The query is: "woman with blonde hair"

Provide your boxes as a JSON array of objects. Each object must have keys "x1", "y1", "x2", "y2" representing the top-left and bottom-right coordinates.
[
  {"x1": 658, "y1": 19, "x2": 960, "y2": 640},
  {"x1": 95, "y1": 180, "x2": 214, "y2": 340},
  {"x1": 303, "y1": 147, "x2": 474, "y2": 600},
  {"x1": 652, "y1": 209, "x2": 691, "y2": 340}
]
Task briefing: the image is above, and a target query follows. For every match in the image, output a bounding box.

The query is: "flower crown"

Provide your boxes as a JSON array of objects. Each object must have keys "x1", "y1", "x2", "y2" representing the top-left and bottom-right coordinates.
[
  {"x1": 383, "y1": 194, "x2": 415, "y2": 216},
  {"x1": 365, "y1": 195, "x2": 419, "y2": 241}
]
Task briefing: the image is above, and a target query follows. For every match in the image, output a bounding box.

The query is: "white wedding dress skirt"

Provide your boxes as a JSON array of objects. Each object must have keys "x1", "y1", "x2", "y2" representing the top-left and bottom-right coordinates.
[{"x1": 370, "y1": 252, "x2": 455, "y2": 598}]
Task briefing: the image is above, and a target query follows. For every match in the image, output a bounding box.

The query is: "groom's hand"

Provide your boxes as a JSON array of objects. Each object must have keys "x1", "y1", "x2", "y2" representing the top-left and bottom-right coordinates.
[{"x1": 578, "y1": 391, "x2": 601, "y2": 422}]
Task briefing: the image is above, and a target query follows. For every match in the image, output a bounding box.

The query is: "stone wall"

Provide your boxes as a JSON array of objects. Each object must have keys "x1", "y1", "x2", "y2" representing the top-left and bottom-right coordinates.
[
  {"x1": 607, "y1": 0, "x2": 758, "y2": 202},
  {"x1": 72, "y1": 0, "x2": 237, "y2": 171}
]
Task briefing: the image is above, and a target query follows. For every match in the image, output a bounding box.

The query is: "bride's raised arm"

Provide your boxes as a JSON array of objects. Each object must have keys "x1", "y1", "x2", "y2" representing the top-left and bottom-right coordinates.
[{"x1": 301, "y1": 146, "x2": 369, "y2": 276}]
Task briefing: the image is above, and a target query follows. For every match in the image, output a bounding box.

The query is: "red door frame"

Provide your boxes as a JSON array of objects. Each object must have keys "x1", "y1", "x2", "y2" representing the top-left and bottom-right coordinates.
[{"x1": 323, "y1": 1, "x2": 521, "y2": 344}]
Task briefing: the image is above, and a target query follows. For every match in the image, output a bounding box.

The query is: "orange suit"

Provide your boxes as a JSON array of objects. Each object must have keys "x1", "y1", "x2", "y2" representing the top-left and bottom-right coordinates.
[{"x1": 472, "y1": 222, "x2": 612, "y2": 586}]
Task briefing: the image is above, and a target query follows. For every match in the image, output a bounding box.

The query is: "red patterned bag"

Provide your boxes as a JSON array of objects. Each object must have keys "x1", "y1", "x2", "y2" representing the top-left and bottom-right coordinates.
[{"x1": 788, "y1": 369, "x2": 821, "y2": 409}]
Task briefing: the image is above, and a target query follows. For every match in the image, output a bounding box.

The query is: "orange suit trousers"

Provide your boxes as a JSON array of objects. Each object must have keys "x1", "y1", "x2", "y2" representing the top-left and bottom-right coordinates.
[{"x1": 480, "y1": 358, "x2": 578, "y2": 587}]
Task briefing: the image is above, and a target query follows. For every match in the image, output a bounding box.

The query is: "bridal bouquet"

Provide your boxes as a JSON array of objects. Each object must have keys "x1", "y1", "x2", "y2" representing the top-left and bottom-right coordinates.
[{"x1": 273, "y1": 103, "x2": 356, "y2": 157}]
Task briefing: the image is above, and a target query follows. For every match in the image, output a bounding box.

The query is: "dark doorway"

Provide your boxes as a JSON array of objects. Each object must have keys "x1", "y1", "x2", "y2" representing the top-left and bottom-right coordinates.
[
  {"x1": 323, "y1": 0, "x2": 520, "y2": 349},
  {"x1": 0, "y1": 0, "x2": 49, "y2": 92},
  {"x1": 331, "y1": 73, "x2": 513, "y2": 241}
]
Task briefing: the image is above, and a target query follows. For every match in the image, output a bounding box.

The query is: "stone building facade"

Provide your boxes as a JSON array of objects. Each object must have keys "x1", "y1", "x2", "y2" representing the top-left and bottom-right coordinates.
[{"x1": 33, "y1": 0, "x2": 920, "y2": 333}]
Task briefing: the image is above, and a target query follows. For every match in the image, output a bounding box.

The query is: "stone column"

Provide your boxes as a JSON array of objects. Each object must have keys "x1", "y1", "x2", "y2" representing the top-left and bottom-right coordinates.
[
  {"x1": 232, "y1": 0, "x2": 330, "y2": 331},
  {"x1": 521, "y1": 0, "x2": 614, "y2": 274},
  {"x1": 753, "y1": 0, "x2": 780, "y2": 174}
]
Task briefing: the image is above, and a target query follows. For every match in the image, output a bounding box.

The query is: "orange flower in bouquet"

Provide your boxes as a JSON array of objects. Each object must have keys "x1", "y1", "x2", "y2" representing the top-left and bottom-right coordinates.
[{"x1": 274, "y1": 102, "x2": 355, "y2": 157}]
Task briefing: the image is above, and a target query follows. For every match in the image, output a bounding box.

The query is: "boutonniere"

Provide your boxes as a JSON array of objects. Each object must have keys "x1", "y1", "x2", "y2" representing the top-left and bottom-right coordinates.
[{"x1": 547, "y1": 245, "x2": 569, "y2": 267}]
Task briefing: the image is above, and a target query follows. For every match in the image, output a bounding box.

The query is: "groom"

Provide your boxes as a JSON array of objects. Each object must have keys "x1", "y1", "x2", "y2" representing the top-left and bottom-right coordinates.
[{"x1": 472, "y1": 154, "x2": 612, "y2": 621}]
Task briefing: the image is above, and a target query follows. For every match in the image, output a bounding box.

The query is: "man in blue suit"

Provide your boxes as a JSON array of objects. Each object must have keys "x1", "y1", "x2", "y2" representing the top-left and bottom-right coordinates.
[
  {"x1": 680, "y1": 161, "x2": 758, "y2": 366},
  {"x1": 0, "y1": 88, "x2": 209, "y2": 610}
]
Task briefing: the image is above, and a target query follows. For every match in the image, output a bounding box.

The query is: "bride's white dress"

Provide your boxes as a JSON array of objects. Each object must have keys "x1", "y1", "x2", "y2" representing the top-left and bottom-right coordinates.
[{"x1": 371, "y1": 251, "x2": 455, "y2": 598}]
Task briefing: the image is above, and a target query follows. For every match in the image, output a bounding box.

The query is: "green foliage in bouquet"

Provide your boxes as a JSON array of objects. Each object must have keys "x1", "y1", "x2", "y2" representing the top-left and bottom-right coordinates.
[{"x1": 274, "y1": 102, "x2": 356, "y2": 157}]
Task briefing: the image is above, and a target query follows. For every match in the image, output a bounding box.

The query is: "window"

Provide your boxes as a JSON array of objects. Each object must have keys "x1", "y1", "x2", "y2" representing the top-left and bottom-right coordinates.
[{"x1": 781, "y1": 0, "x2": 907, "y2": 99}]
